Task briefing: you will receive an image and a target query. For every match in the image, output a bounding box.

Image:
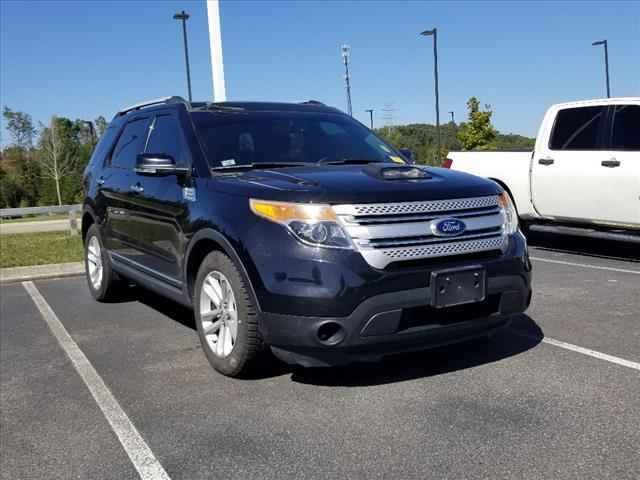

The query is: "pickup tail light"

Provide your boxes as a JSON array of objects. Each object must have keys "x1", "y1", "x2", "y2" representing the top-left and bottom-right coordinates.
[{"x1": 441, "y1": 158, "x2": 453, "y2": 169}]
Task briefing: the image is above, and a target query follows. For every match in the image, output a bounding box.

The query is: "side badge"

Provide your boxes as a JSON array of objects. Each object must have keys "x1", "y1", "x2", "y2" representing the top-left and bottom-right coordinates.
[{"x1": 182, "y1": 187, "x2": 197, "y2": 202}]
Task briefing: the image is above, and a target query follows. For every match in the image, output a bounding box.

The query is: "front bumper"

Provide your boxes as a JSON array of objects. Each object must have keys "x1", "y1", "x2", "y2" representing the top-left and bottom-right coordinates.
[{"x1": 260, "y1": 271, "x2": 530, "y2": 366}]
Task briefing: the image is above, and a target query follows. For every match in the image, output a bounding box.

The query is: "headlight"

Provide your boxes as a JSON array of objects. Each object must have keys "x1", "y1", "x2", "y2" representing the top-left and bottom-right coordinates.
[
  {"x1": 249, "y1": 199, "x2": 353, "y2": 249},
  {"x1": 498, "y1": 192, "x2": 519, "y2": 235}
]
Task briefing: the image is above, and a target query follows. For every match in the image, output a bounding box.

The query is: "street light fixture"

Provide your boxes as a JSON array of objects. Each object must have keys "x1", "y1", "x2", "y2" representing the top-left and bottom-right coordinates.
[
  {"x1": 365, "y1": 109, "x2": 374, "y2": 129},
  {"x1": 592, "y1": 39, "x2": 611, "y2": 98},
  {"x1": 341, "y1": 45, "x2": 353, "y2": 116},
  {"x1": 421, "y1": 28, "x2": 441, "y2": 163},
  {"x1": 173, "y1": 10, "x2": 193, "y2": 102}
]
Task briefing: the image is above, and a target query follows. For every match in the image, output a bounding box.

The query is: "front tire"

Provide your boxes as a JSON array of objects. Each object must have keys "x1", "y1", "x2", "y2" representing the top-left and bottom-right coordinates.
[
  {"x1": 194, "y1": 251, "x2": 262, "y2": 377},
  {"x1": 84, "y1": 224, "x2": 120, "y2": 301}
]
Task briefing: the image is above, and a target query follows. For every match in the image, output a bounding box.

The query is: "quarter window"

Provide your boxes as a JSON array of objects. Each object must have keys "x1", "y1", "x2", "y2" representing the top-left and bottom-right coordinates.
[
  {"x1": 549, "y1": 106, "x2": 605, "y2": 150},
  {"x1": 610, "y1": 105, "x2": 640, "y2": 151},
  {"x1": 110, "y1": 118, "x2": 150, "y2": 169}
]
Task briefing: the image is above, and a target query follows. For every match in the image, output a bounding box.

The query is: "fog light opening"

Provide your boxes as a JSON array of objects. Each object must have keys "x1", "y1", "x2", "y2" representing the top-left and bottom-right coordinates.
[{"x1": 316, "y1": 322, "x2": 346, "y2": 346}]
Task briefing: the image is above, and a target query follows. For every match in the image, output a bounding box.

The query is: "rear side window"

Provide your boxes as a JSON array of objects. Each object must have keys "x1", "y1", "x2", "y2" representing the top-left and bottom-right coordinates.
[
  {"x1": 549, "y1": 106, "x2": 605, "y2": 150},
  {"x1": 87, "y1": 125, "x2": 119, "y2": 170},
  {"x1": 610, "y1": 105, "x2": 640, "y2": 151},
  {"x1": 145, "y1": 115, "x2": 184, "y2": 165},
  {"x1": 110, "y1": 118, "x2": 150, "y2": 169}
]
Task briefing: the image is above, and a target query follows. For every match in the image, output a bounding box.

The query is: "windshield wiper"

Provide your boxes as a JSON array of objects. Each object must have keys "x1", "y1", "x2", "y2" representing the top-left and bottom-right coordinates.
[
  {"x1": 317, "y1": 158, "x2": 382, "y2": 166},
  {"x1": 210, "y1": 162, "x2": 308, "y2": 172}
]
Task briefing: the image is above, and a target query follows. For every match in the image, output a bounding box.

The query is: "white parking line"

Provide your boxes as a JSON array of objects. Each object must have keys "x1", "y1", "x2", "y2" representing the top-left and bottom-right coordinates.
[
  {"x1": 530, "y1": 256, "x2": 640, "y2": 275},
  {"x1": 512, "y1": 330, "x2": 640, "y2": 372},
  {"x1": 23, "y1": 281, "x2": 171, "y2": 480}
]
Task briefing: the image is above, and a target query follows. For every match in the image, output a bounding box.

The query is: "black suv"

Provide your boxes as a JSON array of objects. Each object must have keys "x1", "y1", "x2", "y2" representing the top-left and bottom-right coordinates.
[{"x1": 82, "y1": 97, "x2": 531, "y2": 377}]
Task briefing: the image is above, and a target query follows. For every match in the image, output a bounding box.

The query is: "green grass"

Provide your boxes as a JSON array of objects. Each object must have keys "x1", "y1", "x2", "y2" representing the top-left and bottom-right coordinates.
[
  {"x1": 0, "y1": 231, "x2": 84, "y2": 268},
  {"x1": 0, "y1": 213, "x2": 70, "y2": 224}
]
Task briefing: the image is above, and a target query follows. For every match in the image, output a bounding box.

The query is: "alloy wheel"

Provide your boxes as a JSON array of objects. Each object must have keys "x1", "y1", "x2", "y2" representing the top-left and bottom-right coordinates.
[{"x1": 199, "y1": 271, "x2": 238, "y2": 358}]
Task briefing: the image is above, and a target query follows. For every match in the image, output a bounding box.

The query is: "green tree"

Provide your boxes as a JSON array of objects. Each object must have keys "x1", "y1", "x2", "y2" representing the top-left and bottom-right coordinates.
[
  {"x1": 2, "y1": 106, "x2": 40, "y2": 205},
  {"x1": 37, "y1": 116, "x2": 79, "y2": 206},
  {"x1": 457, "y1": 97, "x2": 497, "y2": 151}
]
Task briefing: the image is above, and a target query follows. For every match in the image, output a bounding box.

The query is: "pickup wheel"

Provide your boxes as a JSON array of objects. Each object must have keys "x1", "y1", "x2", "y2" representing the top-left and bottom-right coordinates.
[
  {"x1": 84, "y1": 224, "x2": 121, "y2": 301},
  {"x1": 194, "y1": 251, "x2": 262, "y2": 377}
]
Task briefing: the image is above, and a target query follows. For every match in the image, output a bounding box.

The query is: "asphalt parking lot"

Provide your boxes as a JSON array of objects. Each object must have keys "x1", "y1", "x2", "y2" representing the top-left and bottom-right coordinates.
[{"x1": 1, "y1": 233, "x2": 638, "y2": 480}]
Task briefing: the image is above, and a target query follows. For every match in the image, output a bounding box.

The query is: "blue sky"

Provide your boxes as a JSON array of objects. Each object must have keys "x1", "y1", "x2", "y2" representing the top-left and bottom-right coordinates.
[{"x1": 1, "y1": 0, "x2": 638, "y2": 143}]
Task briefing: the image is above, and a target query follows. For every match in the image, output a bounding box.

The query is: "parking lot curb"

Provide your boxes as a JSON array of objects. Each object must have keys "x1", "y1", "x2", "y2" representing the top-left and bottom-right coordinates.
[{"x1": 0, "y1": 262, "x2": 85, "y2": 284}]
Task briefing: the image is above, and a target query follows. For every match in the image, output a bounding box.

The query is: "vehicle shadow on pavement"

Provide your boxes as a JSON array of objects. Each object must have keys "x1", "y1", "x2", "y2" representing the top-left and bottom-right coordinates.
[
  {"x1": 115, "y1": 286, "x2": 544, "y2": 386},
  {"x1": 527, "y1": 231, "x2": 640, "y2": 261},
  {"x1": 290, "y1": 315, "x2": 543, "y2": 387}
]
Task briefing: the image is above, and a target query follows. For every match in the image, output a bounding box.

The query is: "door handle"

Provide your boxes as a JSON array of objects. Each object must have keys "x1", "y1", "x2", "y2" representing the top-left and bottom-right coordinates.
[
  {"x1": 538, "y1": 158, "x2": 554, "y2": 166},
  {"x1": 96, "y1": 176, "x2": 105, "y2": 186},
  {"x1": 601, "y1": 159, "x2": 621, "y2": 168},
  {"x1": 130, "y1": 183, "x2": 144, "y2": 193}
]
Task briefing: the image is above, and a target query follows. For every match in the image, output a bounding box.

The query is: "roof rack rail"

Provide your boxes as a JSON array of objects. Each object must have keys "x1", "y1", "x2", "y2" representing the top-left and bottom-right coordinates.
[
  {"x1": 300, "y1": 100, "x2": 325, "y2": 105},
  {"x1": 117, "y1": 96, "x2": 190, "y2": 116}
]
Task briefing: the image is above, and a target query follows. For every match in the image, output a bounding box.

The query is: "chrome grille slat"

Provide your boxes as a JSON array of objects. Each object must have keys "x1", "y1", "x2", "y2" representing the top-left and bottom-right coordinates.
[
  {"x1": 344, "y1": 213, "x2": 504, "y2": 241},
  {"x1": 358, "y1": 229, "x2": 502, "y2": 248},
  {"x1": 334, "y1": 195, "x2": 506, "y2": 269},
  {"x1": 343, "y1": 206, "x2": 502, "y2": 225}
]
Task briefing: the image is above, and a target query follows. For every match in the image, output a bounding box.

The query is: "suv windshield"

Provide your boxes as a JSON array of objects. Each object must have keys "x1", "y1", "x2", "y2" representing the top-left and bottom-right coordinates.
[{"x1": 191, "y1": 111, "x2": 404, "y2": 168}]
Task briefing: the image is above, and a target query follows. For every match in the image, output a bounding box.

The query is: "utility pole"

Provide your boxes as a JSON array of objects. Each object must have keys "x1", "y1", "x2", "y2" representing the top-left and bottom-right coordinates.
[
  {"x1": 341, "y1": 45, "x2": 353, "y2": 116},
  {"x1": 420, "y1": 28, "x2": 441, "y2": 162},
  {"x1": 449, "y1": 111, "x2": 455, "y2": 123},
  {"x1": 365, "y1": 109, "x2": 374, "y2": 129},
  {"x1": 173, "y1": 10, "x2": 193, "y2": 102},
  {"x1": 592, "y1": 39, "x2": 611, "y2": 98}
]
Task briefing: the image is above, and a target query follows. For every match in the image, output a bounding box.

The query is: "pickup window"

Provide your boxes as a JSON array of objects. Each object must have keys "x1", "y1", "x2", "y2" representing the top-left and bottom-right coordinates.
[
  {"x1": 611, "y1": 105, "x2": 640, "y2": 151},
  {"x1": 549, "y1": 106, "x2": 605, "y2": 151}
]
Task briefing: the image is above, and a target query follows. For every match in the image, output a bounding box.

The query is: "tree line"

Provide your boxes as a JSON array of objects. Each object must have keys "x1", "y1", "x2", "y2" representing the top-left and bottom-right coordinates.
[
  {"x1": 376, "y1": 97, "x2": 535, "y2": 165},
  {"x1": 1, "y1": 108, "x2": 108, "y2": 208},
  {"x1": 0, "y1": 97, "x2": 534, "y2": 208}
]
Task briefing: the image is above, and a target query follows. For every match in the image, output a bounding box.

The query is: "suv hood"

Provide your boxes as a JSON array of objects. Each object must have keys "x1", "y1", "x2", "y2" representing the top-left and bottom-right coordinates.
[{"x1": 212, "y1": 164, "x2": 500, "y2": 204}]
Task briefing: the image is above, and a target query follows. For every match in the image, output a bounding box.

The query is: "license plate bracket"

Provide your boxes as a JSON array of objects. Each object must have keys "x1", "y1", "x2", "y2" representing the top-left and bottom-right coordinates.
[{"x1": 430, "y1": 266, "x2": 486, "y2": 308}]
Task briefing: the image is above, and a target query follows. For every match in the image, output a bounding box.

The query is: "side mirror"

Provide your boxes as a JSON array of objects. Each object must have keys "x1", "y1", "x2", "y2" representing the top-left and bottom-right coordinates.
[
  {"x1": 399, "y1": 148, "x2": 416, "y2": 164},
  {"x1": 135, "y1": 153, "x2": 188, "y2": 176}
]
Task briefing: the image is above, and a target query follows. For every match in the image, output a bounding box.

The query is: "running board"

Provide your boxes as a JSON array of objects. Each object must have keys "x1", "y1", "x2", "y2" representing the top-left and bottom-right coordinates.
[{"x1": 529, "y1": 224, "x2": 640, "y2": 244}]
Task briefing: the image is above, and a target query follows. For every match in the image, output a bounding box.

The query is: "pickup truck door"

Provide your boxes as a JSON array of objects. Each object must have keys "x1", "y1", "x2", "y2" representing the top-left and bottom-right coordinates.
[
  {"x1": 605, "y1": 103, "x2": 640, "y2": 227},
  {"x1": 531, "y1": 105, "x2": 611, "y2": 223}
]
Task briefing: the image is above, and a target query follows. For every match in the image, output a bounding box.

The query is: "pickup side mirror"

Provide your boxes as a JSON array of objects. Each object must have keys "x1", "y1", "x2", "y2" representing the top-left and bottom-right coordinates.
[
  {"x1": 399, "y1": 148, "x2": 416, "y2": 164},
  {"x1": 135, "y1": 153, "x2": 189, "y2": 176}
]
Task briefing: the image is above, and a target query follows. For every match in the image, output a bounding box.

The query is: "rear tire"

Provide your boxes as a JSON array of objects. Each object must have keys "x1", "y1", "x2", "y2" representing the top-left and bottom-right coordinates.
[
  {"x1": 84, "y1": 224, "x2": 121, "y2": 301},
  {"x1": 194, "y1": 251, "x2": 262, "y2": 377}
]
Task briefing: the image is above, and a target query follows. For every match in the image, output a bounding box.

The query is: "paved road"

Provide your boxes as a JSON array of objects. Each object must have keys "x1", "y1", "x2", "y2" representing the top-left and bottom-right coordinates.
[
  {"x1": 0, "y1": 219, "x2": 71, "y2": 235},
  {"x1": 1, "y1": 233, "x2": 638, "y2": 480}
]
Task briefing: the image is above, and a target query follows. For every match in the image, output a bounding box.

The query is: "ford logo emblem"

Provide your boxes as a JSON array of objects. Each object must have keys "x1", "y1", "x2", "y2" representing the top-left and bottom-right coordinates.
[{"x1": 432, "y1": 218, "x2": 467, "y2": 237}]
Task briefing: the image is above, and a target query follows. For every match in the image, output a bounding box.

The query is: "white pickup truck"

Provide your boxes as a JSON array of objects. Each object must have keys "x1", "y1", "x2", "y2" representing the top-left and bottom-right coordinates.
[{"x1": 446, "y1": 98, "x2": 639, "y2": 242}]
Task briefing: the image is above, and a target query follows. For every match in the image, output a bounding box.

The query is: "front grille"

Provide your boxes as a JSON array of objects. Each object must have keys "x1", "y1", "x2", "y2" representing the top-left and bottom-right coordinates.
[{"x1": 334, "y1": 195, "x2": 507, "y2": 269}]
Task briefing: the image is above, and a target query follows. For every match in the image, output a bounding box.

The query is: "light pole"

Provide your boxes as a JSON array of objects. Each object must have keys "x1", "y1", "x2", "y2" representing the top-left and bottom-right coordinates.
[
  {"x1": 592, "y1": 39, "x2": 610, "y2": 98},
  {"x1": 365, "y1": 109, "x2": 374, "y2": 129},
  {"x1": 421, "y1": 28, "x2": 441, "y2": 162},
  {"x1": 173, "y1": 10, "x2": 193, "y2": 102},
  {"x1": 341, "y1": 45, "x2": 353, "y2": 116},
  {"x1": 449, "y1": 111, "x2": 454, "y2": 124}
]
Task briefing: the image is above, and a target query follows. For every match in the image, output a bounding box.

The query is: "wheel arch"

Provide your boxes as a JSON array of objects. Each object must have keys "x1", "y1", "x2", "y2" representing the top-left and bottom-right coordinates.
[
  {"x1": 184, "y1": 229, "x2": 262, "y2": 311},
  {"x1": 81, "y1": 205, "x2": 97, "y2": 242}
]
